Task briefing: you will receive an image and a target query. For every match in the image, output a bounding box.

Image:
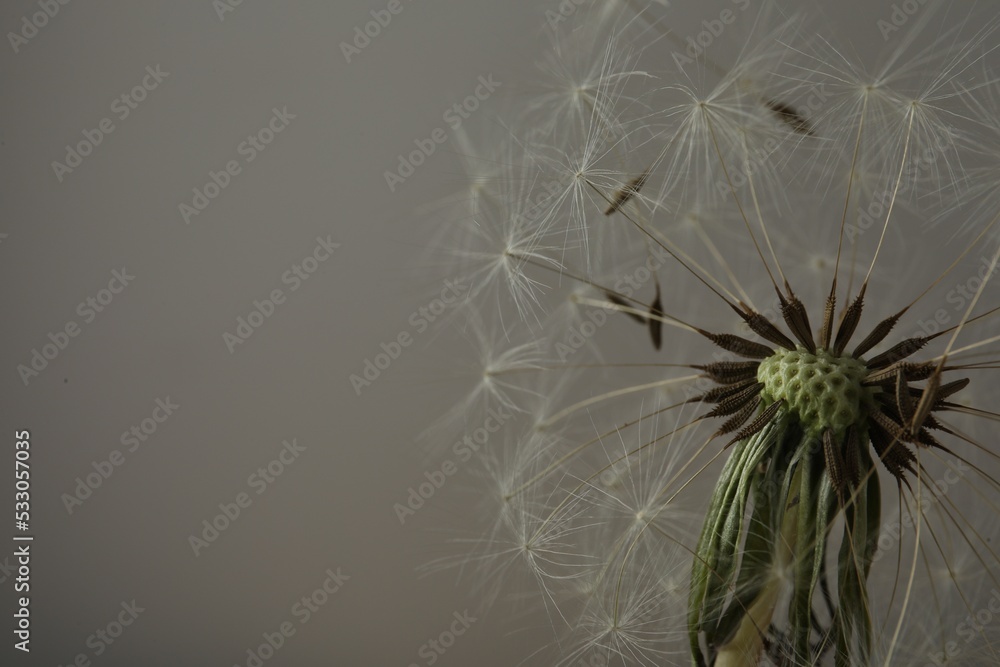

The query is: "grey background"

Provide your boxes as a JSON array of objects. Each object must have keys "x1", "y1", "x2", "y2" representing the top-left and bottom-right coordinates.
[{"x1": 0, "y1": 1, "x2": 983, "y2": 666}]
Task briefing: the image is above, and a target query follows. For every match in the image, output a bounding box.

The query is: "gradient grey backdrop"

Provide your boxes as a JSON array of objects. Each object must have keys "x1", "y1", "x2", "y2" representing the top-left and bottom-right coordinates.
[{"x1": 0, "y1": 1, "x2": 962, "y2": 665}]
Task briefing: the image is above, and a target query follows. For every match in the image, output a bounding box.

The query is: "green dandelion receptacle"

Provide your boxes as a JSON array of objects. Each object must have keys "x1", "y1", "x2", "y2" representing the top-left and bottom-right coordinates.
[{"x1": 757, "y1": 347, "x2": 875, "y2": 437}]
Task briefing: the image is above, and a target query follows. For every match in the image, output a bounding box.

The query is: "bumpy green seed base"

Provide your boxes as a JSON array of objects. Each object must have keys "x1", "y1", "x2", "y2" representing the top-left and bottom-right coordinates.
[{"x1": 757, "y1": 347, "x2": 874, "y2": 436}]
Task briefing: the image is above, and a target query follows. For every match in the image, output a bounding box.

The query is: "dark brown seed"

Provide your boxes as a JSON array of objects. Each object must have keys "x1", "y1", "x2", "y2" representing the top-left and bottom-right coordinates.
[
  {"x1": 870, "y1": 408, "x2": 909, "y2": 443},
  {"x1": 823, "y1": 429, "x2": 847, "y2": 504},
  {"x1": 819, "y1": 290, "x2": 836, "y2": 350},
  {"x1": 737, "y1": 308, "x2": 796, "y2": 350},
  {"x1": 895, "y1": 372, "x2": 915, "y2": 426},
  {"x1": 706, "y1": 382, "x2": 764, "y2": 417},
  {"x1": 934, "y1": 378, "x2": 970, "y2": 403},
  {"x1": 853, "y1": 309, "x2": 904, "y2": 358},
  {"x1": 765, "y1": 99, "x2": 815, "y2": 136},
  {"x1": 877, "y1": 399, "x2": 903, "y2": 426},
  {"x1": 603, "y1": 291, "x2": 647, "y2": 323},
  {"x1": 701, "y1": 331, "x2": 774, "y2": 359},
  {"x1": 716, "y1": 396, "x2": 762, "y2": 436},
  {"x1": 834, "y1": 288, "x2": 866, "y2": 355},
  {"x1": 780, "y1": 292, "x2": 816, "y2": 352},
  {"x1": 863, "y1": 362, "x2": 934, "y2": 386},
  {"x1": 726, "y1": 400, "x2": 783, "y2": 444},
  {"x1": 604, "y1": 168, "x2": 651, "y2": 215},
  {"x1": 695, "y1": 361, "x2": 761, "y2": 384},
  {"x1": 916, "y1": 427, "x2": 946, "y2": 450},
  {"x1": 870, "y1": 424, "x2": 916, "y2": 483},
  {"x1": 903, "y1": 363, "x2": 937, "y2": 382},
  {"x1": 922, "y1": 414, "x2": 944, "y2": 431},
  {"x1": 696, "y1": 378, "x2": 760, "y2": 404},
  {"x1": 867, "y1": 337, "x2": 928, "y2": 369},
  {"x1": 649, "y1": 283, "x2": 665, "y2": 351}
]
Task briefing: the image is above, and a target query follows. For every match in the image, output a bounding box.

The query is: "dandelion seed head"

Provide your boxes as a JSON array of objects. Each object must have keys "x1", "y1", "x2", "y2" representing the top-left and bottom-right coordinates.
[{"x1": 421, "y1": 2, "x2": 1000, "y2": 664}]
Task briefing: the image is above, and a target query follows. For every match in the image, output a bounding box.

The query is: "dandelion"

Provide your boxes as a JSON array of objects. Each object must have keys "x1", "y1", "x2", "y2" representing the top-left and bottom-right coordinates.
[{"x1": 425, "y1": 2, "x2": 1000, "y2": 665}]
